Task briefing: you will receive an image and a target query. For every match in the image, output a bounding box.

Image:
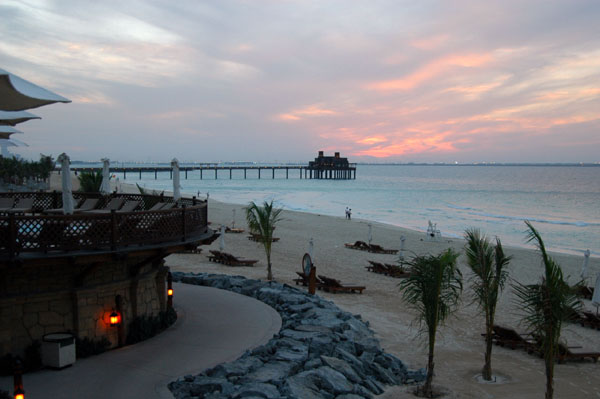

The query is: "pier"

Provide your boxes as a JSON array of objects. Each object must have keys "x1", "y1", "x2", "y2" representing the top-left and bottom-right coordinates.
[{"x1": 68, "y1": 152, "x2": 356, "y2": 180}]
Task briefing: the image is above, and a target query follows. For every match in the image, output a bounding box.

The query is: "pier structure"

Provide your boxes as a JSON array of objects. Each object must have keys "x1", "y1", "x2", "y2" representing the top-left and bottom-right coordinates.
[
  {"x1": 306, "y1": 151, "x2": 356, "y2": 179},
  {"x1": 68, "y1": 155, "x2": 356, "y2": 180}
]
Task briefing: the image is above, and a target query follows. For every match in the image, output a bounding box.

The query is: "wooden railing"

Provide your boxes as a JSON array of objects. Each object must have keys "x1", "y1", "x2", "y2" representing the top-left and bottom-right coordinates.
[{"x1": 0, "y1": 192, "x2": 208, "y2": 260}]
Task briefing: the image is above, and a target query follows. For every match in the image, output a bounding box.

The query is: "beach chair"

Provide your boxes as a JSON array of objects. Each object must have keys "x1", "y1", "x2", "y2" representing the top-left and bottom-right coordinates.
[
  {"x1": 86, "y1": 197, "x2": 125, "y2": 214},
  {"x1": 0, "y1": 197, "x2": 15, "y2": 212},
  {"x1": 208, "y1": 250, "x2": 225, "y2": 263},
  {"x1": 116, "y1": 200, "x2": 141, "y2": 213},
  {"x1": 225, "y1": 226, "x2": 245, "y2": 234},
  {"x1": 366, "y1": 260, "x2": 388, "y2": 275},
  {"x1": 45, "y1": 198, "x2": 99, "y2": 214},
  {"x1": 318, "y1": 274, "x2": 365, "y2": 294},
  {"x1": 368, "y1": 243, "x2": 398, "y2": 254},
  {"x1": 581, "y1": 311, "x2": 600, "y2": 330},
  {"x1": 490, "y1": 325, "x2": 536, "y2": 352},
  {"x1": 222, "y1": 251, "x2": 258, "y2": 266},
  {"x1": 557, "y1": 342, "x2": 600, "y2": 364},
  {"x1": 248, "y1": 232, "x2": 279, "y2": 242},
  {"x1": 385, "y1": 263, "x2": 411, "y2": 278},
  {"x1": 147, "y1": 202, "x2": 167, "y2": 211},
  {"x1": 161, "y1": 202, "x2": 176, "y2": 210},
  {"x1": 344, "y1": 240, "x2": 369, "y2": 251},
  {"x1": 6, "y1": 197, "x2": 35, "y2": 214}
]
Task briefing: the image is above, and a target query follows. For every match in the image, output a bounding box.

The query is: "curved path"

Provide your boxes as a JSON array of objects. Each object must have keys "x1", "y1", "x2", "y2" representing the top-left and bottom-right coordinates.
[{"x1": 0, "y1": 283, "x2": 282, "y2": 398}]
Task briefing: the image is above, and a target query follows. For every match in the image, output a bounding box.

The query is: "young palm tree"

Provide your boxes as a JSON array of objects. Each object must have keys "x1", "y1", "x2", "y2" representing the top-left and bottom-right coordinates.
[
  {"x1": 513, "y1": 221, "x2": 581, "y2": 399},
  {"x1": 245, "y1": 200, "x2": 283, "y2": 281},
  {"x1": 464, "y1": 228, "x2": 511, "y2": 381},
  {"x1": 399, "y1": 249, "x2": 462, "y2": 398},
  {"x1": 78, "y1": 170, "x2": 103, "y2": 192}
]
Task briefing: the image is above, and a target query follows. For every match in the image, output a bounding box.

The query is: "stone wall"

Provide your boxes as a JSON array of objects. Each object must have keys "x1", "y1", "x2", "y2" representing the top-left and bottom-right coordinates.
[{"x1": 0, "y1": 255, "x2": 168, "y2": 357}]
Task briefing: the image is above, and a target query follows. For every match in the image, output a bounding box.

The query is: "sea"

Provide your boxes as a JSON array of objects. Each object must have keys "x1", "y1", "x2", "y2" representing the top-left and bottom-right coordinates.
[{"x1": 73, "y1": 163, "x2": 600, "y2": 257}]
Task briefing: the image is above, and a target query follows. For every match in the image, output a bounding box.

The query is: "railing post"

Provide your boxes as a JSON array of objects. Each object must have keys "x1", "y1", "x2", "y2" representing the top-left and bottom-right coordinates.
[
  {"x1": 8, "y1": 213, "x2": 16, "y2": 260},
  {"x1": 181, "y1": 205, "x2": 187, "y2": 242},
  {"x1": 13, "y1": 358, "x2": 24, "y2": 399},
  {"x1": 110, "y1": 210, "x2": 117, "y2": 251}
]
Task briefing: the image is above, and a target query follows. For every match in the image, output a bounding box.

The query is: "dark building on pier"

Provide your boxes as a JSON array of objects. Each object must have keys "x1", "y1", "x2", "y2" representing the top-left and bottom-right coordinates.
[{"x1": 307, "y1": 151, "x2": 356, "y2": 179}]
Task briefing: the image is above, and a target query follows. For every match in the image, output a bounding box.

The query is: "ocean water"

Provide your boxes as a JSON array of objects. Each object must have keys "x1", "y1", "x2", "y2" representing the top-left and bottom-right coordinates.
[{"x1": 84, "y1": 164, "x2": 599, "y2": 257}]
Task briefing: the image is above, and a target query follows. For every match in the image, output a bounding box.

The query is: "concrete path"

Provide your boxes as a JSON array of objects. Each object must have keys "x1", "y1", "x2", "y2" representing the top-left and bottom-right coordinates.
[{"x1": 1, "y1": 282, "x2": 282, "y2": 398}]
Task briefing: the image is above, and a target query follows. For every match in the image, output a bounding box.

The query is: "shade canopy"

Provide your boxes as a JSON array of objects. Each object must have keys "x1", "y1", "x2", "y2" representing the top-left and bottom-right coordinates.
[
  {"x1": 592, "y1": 274, "x2": 600, "y2": 308},
  {"x1": 171, "y1": 158, "x2": 181, "y2": 201},
  {"x1": 57, "y1": 153, "x2": 75, "y2": 214},
  {"x1": 0, "y1": 68, "x2": 71, "y2": 111},
  {"x1": 581, "y1": 249, "x2": 591, "y2": 280},
  {"x1": 0, "y1": 126, "x2": 23, "y2": 140},
  {"x1": 100, "y1": 158, "x2": 111, "y2": 195},
  {"x1": 0, "y1": 110, "x2": 40, "y2": 126},
  {"x1": 219, "y1": 225, "x2": 226, "y2": 251}
]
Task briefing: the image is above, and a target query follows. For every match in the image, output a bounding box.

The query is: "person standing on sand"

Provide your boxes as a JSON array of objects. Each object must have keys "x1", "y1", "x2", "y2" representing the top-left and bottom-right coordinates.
[
  {"x1": 345, "y1": 207, "x2": 349, "y2": 219},
  {"x1": 348, "y1": 208, "x2": 352, "y2": 220}
]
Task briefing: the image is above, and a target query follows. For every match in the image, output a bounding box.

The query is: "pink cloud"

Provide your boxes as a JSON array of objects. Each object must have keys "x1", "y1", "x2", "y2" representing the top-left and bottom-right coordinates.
[{"x1": 276, "y1": 105, "x2": 337, "y2": 122}]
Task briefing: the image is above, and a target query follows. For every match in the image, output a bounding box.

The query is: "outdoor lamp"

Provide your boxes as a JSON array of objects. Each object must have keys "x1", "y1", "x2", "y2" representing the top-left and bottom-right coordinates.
[
  {"x1": 167, "y1": 288, "x2": 173, "y2": 297},
  {"x1": 13, "y1": 388, "x2": 24, "y2": 399},
  {"x1": 109, "y1": 310, "x2": 121, "y2": 326}
]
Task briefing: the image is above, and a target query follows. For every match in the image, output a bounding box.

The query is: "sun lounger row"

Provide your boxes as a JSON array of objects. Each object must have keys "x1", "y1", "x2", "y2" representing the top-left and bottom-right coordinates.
[
  {"x1": 293, "y1": 272, "x2": 366, "y2": 294},
  {"x1": 487, "y1": 325, "x2": 600, "y2": 363},
  {"x1": 225, "y1": 226, "x2": 245, "y2": 233},
  {"x1": 344, "y1": 240, "x2": 398, "y2": 254},
  {"x1": 208, "y1": 250, "x2": 258, "y2": 267},
  {"x1": 248, "y1": 232, "x2": 280, "y2": 242},
  {"x1": 0, "y1": 197, "x2": 35, "y2": 214},
  {"x1": 366, "y1": 261, "x2": 411, "y2": 278}
]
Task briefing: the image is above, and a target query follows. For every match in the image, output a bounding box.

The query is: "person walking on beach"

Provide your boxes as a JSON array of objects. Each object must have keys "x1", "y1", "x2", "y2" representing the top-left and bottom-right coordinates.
[
  {"x1": 345, "y1": 207, "x2": 349, "y2": 219},
  {"x1": 348, "y1": 208, "x2": 352, "y2": 220}
]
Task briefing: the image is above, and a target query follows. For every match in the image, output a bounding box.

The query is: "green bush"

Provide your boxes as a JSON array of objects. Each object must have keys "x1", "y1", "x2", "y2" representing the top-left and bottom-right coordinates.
[
  {"x1": 0, "y1": 154, "x2": 55, "y2": 185},
  {"x1": 77, "y1": 170, "x2": 103, "y2": 192}
]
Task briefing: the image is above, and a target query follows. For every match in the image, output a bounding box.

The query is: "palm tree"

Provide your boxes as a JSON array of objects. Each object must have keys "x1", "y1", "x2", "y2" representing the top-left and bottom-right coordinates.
[
  {"x1": 464, "y1": 228, "x2": 511, "y2": 381},
  {"x1": 78, "y1": 170, "x2": 103, "y2": 192},
  {"x1": 399, "y1": 249, "x2": 462, "y2": 398},
  {"x1": 245, "y1": 200, "x2": 283, "y2": 281},
  {"x1": 513, "y1": 221, "x2": 581, "y2": 399}
]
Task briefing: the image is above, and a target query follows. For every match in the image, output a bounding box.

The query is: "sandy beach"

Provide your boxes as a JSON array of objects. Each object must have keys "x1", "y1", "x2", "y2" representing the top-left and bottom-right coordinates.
[{"x1": 165, "y1": 198, "x2": 600, "y2": 398}]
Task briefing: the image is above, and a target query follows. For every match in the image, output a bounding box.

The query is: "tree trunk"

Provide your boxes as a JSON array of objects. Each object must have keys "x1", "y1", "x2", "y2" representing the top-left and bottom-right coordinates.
[
  {"x1": 483, "y1": 325, "x2": 493, "y2": 380},
  {"x1": 423, "y1": 340, "x2": 435, "y2": 397},
  {"x1": 545, "y1": 357, "x2": 554, "y2": 399}
]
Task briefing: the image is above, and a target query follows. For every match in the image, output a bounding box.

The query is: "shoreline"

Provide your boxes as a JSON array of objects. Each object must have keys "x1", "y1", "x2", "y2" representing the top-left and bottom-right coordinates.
[{"x1": 166, "y1": 196, "x2": 600, "y2": 398}]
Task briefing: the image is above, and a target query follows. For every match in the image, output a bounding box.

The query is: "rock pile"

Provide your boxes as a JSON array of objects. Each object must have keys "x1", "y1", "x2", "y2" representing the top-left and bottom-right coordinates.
[{"x1": 169, "y1": 272, "x2": 425, "y2": 399}]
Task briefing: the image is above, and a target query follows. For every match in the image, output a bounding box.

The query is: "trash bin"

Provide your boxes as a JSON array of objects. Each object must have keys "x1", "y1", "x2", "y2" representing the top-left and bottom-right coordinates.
[{"x1": 42, "y1": 333, "x2": 76, "y2": 368}]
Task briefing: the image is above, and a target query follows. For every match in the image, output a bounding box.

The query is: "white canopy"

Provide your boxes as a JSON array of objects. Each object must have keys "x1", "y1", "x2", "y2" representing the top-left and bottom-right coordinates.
[
  {"x1": 0, "y1": 126, "x2": 23, "y2": 140},
  {"x1": 580, "y1": 249, "x2": 591, "y2": 280},
  {"x1": 592, "y1": 274, "x2": 600, "y2": 308},
  {"x1": 171, "y1": 158, "x2": 181, "y2": 201},
  {"x1": 0, "y1": 110, "x2": 40, "y2": 126},
  {"x1": 219, "y1": 225, "x2": 226, "y2": 251},
  {"x1": 57, "y1": 153, "x2": 75, "y2": 214},
  {"x1": 100, "y1": 158, "x2": 111, "y2": 195},
  {"x1": 0, "y1": 68, "x2": 71, "y2": 111}
]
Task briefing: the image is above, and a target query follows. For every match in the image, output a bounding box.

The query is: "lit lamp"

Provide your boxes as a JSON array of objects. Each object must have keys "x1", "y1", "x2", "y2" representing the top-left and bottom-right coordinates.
[
  {"x1": 167, "y1": 272, "x2": 173, "y2": 309},
  {"x1": 13, "y1": 358, "x2": 24, "y2": 399},
  {"x1": 167, "y1": 288, "x2": 173, "y2": 297},
  {"x1": 14, "y1": 388, "x2": 24, "y2": 399},
  {"x1": 109, "y1": 311, "x2": 121, "y2": 327}
]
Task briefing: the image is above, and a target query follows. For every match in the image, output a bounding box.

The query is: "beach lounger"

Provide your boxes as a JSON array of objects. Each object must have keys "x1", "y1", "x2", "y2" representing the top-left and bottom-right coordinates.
[
  {"x1": 0, "y1": 197, "x2": 15, "y2": 212},
  {"x1": 318, "y1": 274, "x2": 365, "y2": 294},
  {"x1": 489, "y1": 325, "x2": 536, "y2": 352},
  {"x1": 581, "y1": 311, "x2": 600, "y2": 330},
  {"x1": 161, "y1": 202, "x2": 177, "y2": 210},
  {"x1": 45, "y1": 198, "x2": 99, "y2": 214},
  {"x1": 208, "y1": 250, "x2": 258, "y2": 266},
  {"x1": 557, "y1": 342, "x2": 600, "y2": 364},
  {"x1": 367, "y1": 244, "x2": 398, "y2": 254},
  {"x1": 226, "y1": 226, "x2": 245, "y2": 233},
  {"x1": 116, "y1": 200, "x2": 141, "y2": 213},
  {"x1": 344, "y1": 240, "x2": 369, "y2": 250},
  {"x1": 85, "y1": 197, "x2": 125, "y2": 214},
  {"x1": 147, "y1": 202, "x2": 167, "y2": 211},
  {"x1": 6, "y1": 197, "x2": 35, "y2": 214},
  {"x1": 248, "y1": 232, "x2": 279, "y2": 242}
]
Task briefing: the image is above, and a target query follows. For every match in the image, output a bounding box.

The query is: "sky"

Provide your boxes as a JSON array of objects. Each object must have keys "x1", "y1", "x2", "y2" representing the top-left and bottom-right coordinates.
[{"x1": 1, "y1": 0, "x2": 599, "y2": 163}]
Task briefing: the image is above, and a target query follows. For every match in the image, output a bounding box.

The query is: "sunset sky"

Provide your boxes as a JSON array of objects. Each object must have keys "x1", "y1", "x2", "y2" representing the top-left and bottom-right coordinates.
[{"x1": 1, "y1": 0, "x2": 599, "y2": 163}]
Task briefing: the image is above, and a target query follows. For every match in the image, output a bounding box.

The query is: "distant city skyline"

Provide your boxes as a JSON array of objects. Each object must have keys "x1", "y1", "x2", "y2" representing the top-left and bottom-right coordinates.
[{"x1": 1, "y1": 0, "x2": 599, "y2": 163}]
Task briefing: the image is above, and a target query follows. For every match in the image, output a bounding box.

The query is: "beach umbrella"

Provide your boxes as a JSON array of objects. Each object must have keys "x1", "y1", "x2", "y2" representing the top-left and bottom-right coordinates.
[
  {"x1": 100, "y1": 158, "x2": 111, "y2": 195},
  {"x1": 308, "y1": 237, "x2": 314, "y2": 260},
  {"x1": 0, "y1": 139, "x2": 17, "y2": 157},
  {"x1": 399, "y1": 235, "x2": 406, "y2": 262},
  {"x1": 232, "y1": 209, "x2": 236, "y2": 228},
  {"x1": 0, "y1": 126, "x2": 23, "y2": 140},
  {"x1": 581, "y1": 249, "x2": 591, "y2": 280},
  {"x1": 592, "y1": 274, "x2": 600, "y2": 310},
  {"x1": 171, "y1": 158, "x2": 181, "y2": 201},
  {"x1": 368, "y1": 223, "x2": 372, "y2": 245},
  {"x1": 0, "y1": 110, "x2": 40, "y2": 126},
  {"x1": 219, "y1": 225, "x2": 226, "y2": 251},
  {"x1": 57, "y1": 153, "x2": 74, "y2": 214},
  {"x1": 0, "y1": 68, "x2": 71, "y2": 111}
]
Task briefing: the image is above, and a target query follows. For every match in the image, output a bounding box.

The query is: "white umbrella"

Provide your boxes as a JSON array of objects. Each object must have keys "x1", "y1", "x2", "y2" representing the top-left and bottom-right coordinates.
[
  {"x1": 592, "y1": 274, "x2": 600, "y2": 309},
  {"x1": 308, "y1": 237, "x2": 314, "y2": 259},
  {"x1": 219, "y1": 225, "x2": 226, "y2": 251},
  {"x1": 0, "y1": 110, "x2": 40, "y2": 126},
  {"x1": 57, "y1": 153, "x2": 74, "y2": 214},
  {"x1": 581, "y1": 249, "x2": 591, "y2": 280},
  {"x1": 0, "y1": 139, "x2": 17, "y2": 157},
  {"x1": 0, "y1": 126, "x2": 23, "y2": 140},
  {"x1": 0, "y1": 68, "x2": 71, "y2": 111},
  {"x1": 100, "y1": 158, "x2": 111, "y2": 195},
  {"x1": 368, "y1": 223, "x2": 372, "y2": 246},
  {"x1": 399, "y1": 235, "x2": 406, "y2": 262},
  {"x1": 171, "y1": 158, "x2": 181, "y2": 201},
  {"x1": 232, "y1": 209, "x2": 236, "y2": 228}
]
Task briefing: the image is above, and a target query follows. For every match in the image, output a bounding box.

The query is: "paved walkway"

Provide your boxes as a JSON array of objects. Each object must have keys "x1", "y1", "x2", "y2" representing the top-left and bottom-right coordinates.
[{"x1": 1, "y1": 283, "x2": 282, "y2": 398}]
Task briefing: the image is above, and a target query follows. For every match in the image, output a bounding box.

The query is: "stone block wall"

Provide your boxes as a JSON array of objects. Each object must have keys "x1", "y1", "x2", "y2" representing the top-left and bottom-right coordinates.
[{"x1": 0, "y1": 254, "x2": 169, "y2": 357}]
